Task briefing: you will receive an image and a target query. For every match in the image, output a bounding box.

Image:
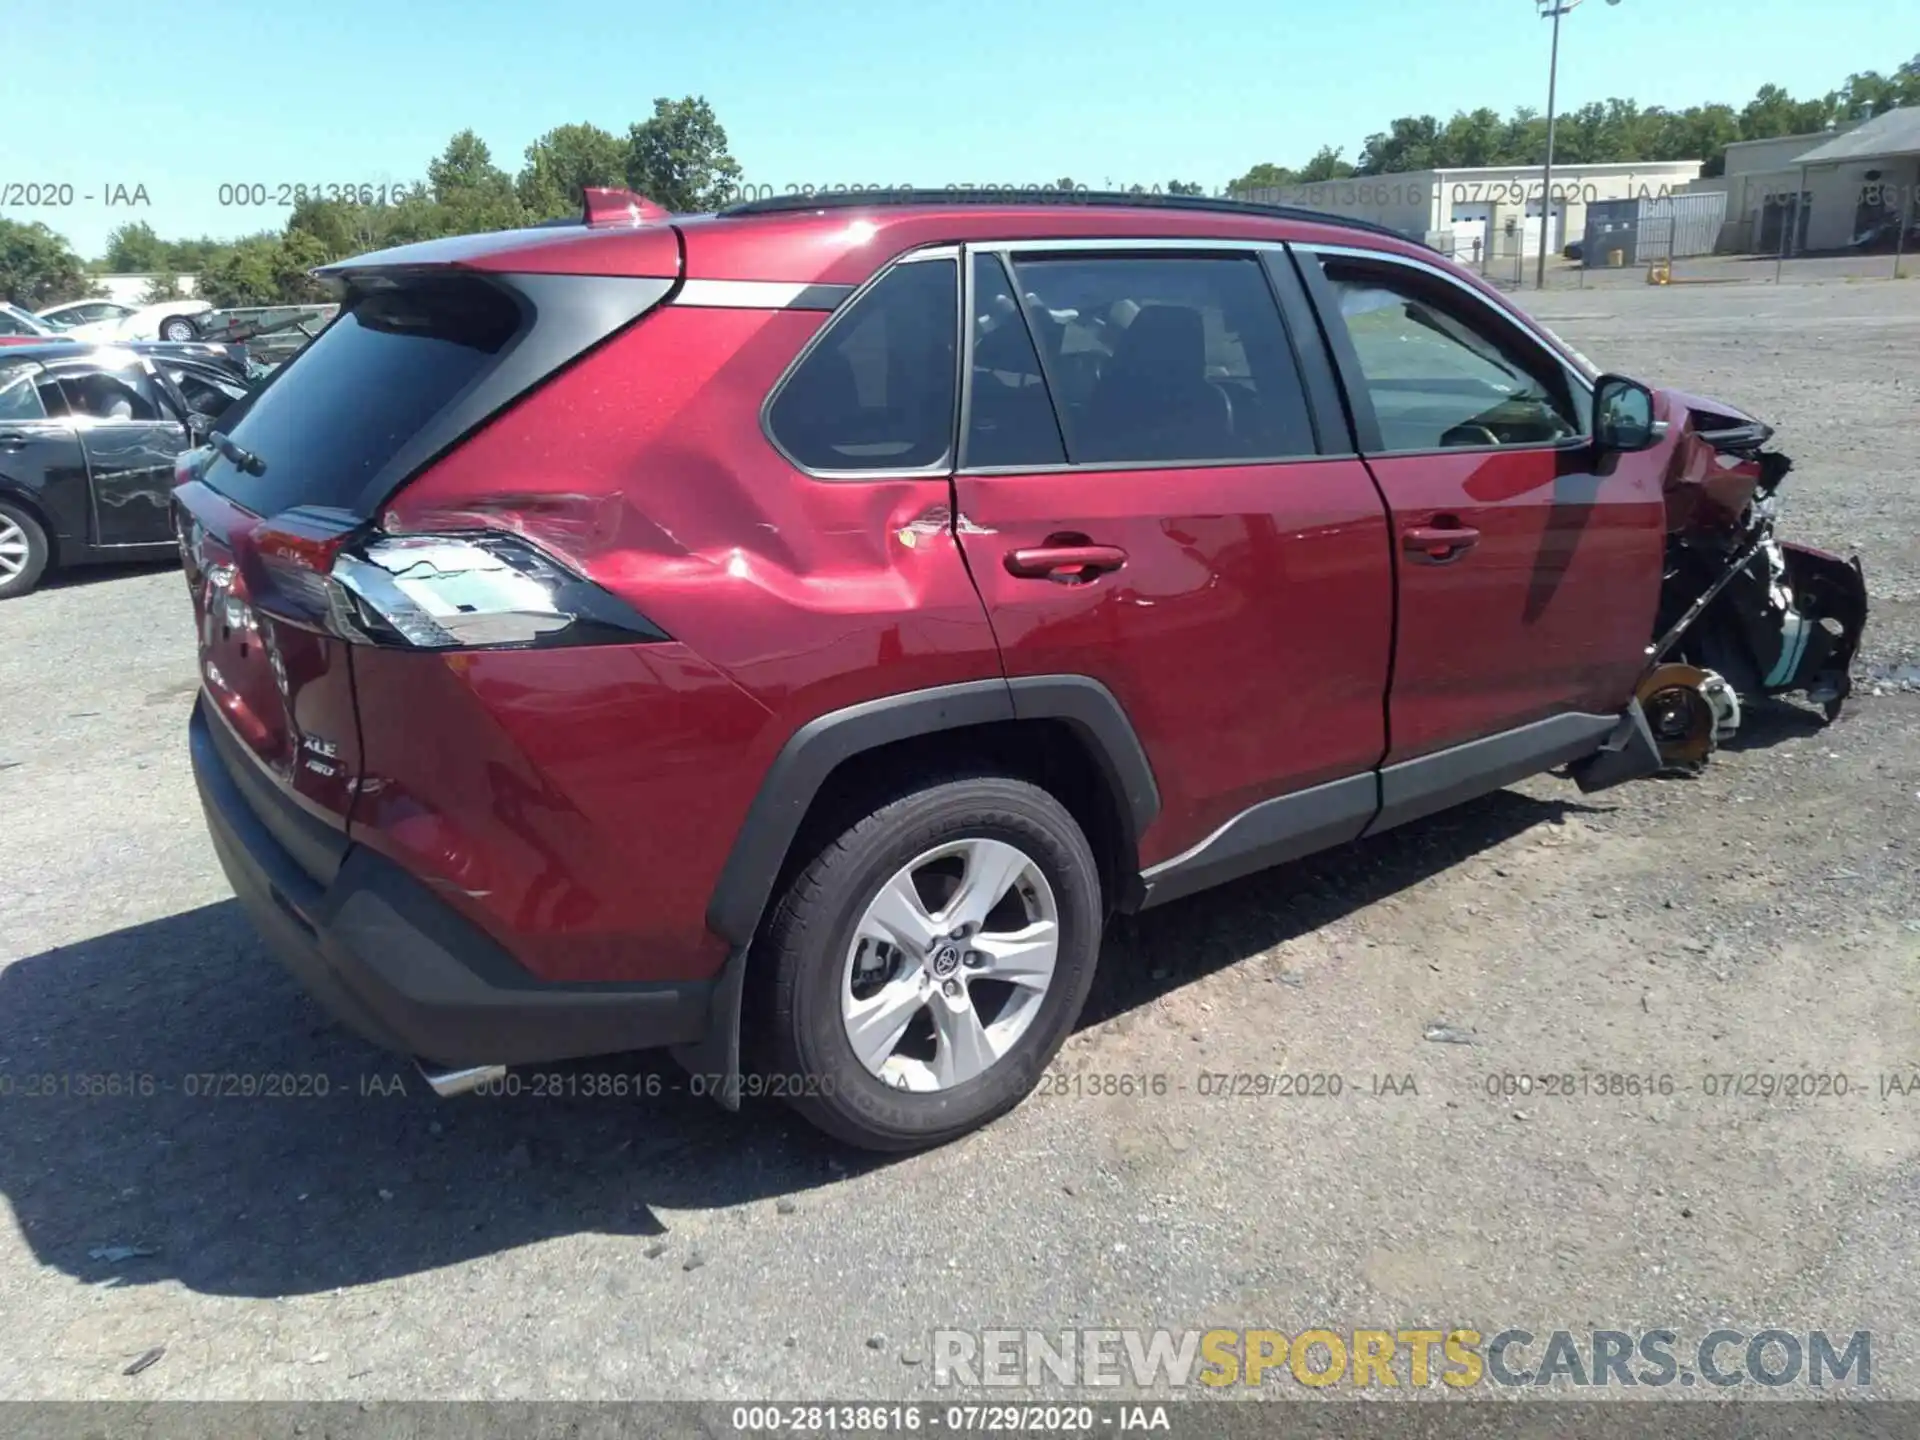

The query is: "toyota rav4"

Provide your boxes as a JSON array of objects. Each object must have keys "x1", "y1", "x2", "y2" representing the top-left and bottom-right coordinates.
[{"x1": 175, "y1": 189, "x2": 1865, "y2": 1150}]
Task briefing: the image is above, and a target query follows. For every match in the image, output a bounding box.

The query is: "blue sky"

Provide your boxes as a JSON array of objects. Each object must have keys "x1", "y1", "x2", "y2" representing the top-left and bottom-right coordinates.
[{"x1": 3, "y1": 0, "x2": 1900, "y2": 259}]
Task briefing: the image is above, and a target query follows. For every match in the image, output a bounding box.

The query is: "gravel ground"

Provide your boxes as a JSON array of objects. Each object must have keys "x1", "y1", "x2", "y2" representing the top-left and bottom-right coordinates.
[{"x1": 0, "y1": 280, "x2": 1915, "y2": 1404}]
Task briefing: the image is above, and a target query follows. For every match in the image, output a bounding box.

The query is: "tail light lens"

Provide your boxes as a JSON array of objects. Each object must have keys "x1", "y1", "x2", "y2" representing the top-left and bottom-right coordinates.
[
  {"x1": 331, "y1": 534, "x2": 668, "y2": 649},
  {"x1": 239, "y1": 510, "x2": 668, "y2": 651}
]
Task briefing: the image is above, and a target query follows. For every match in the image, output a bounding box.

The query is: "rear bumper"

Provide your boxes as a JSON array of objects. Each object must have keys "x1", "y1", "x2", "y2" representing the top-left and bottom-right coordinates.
[{"x1": 190, "y1": 698, "x2": 717, "y2": 1067}]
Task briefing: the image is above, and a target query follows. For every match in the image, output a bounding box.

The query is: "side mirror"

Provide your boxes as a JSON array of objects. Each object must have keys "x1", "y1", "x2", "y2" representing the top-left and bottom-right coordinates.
[{"x1": 1593, "y1": 374, "x2": 1660, "y2": 453}]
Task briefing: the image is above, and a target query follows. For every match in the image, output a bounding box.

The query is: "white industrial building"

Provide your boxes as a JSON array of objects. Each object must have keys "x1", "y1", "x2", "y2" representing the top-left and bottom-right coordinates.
[
  {"x1": 1683, "y1": 107, "x2": 1920, "y2": 254},
  {"x1": 1242, "y1": 159, "x2": 1705, "y2": 261}
]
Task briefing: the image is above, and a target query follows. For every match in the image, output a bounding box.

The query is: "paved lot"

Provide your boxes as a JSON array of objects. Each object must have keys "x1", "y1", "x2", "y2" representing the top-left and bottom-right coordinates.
[{"x1": 0, "y1": 280, "x2": 1916, "y2": 1402}]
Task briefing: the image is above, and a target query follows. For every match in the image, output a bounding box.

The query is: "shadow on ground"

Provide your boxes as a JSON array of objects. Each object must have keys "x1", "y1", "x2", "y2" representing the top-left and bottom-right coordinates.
[
  {"x1": 1718, "y1": 696, "x2": 1833, "y2": 753},
  {"x1": 0, "y1": 788, "x2": 1592, "y2": 1298},
  {"x1": 38, "y1": 557, "x2": 180, "y2": 593}
]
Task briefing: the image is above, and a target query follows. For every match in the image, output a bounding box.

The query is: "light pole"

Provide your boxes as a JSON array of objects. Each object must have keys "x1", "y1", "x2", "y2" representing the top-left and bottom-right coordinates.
[
  {"x1": 1534, "y1": 0, "x2": 1580, "y2": 290},
  {"x1": 1534, "y1": 0, "x2": 1622, "y2": 288}
]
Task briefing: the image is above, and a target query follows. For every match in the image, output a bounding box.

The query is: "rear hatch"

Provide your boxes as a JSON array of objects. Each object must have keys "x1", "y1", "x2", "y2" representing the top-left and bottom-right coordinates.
[{"x1": 176, "y1": 232, "x2": 680, "y2": 883}]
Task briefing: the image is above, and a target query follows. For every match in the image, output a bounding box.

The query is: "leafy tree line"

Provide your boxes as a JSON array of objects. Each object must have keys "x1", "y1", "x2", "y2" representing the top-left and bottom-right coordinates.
[
  {"x1": 1229, "y1": 54, "x2": 1920, "y2": 192},
  {"x1": 0, "y1": 96, "x2": 741, "y2": 308},
  {"x1": 200, "y1": 96, "x2": 742, "y2": 306},
  {"x1": 4, "y1": 61, "x2": 1915, "y2": 308}
]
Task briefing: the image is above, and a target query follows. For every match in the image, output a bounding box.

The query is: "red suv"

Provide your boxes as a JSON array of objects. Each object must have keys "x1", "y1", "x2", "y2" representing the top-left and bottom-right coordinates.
[{"x1": 176, "y1": 189, "x2": 1819, "y2": 1150}]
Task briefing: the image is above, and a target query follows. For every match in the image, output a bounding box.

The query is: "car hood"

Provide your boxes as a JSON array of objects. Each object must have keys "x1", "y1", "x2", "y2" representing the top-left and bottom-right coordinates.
[{"x1": 1660, "y1": 386, "x2": 1770, "y2": 440}]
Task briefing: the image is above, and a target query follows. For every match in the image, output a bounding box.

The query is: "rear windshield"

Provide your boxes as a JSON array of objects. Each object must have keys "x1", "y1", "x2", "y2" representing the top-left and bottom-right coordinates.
[{"x1": 202, "y1": 277, "x2": 523, "y2": 517}]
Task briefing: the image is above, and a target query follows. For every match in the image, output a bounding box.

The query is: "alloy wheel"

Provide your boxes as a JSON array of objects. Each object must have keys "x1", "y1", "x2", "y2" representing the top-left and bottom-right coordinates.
[
  {"x1": 0, "y1": 515, "x2": 27, "y2": 582},
  {"x1": 841, "y1": 837, "x2": 1060, "y2": 1092}
]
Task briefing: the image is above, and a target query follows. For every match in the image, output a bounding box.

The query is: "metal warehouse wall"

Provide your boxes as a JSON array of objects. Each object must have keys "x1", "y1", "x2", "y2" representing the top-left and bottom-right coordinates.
[{"x1": 1582, "y1": 192, "x2": 1728, "y2": 265}]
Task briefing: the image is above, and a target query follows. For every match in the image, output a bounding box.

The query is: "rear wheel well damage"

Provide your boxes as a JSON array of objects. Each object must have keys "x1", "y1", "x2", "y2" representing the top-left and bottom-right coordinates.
[
  {"x1": 704, "y1": 677, "x2": 1156, "y2": 951},
  {"x1": 694, "y1": 679, "x2": 1157, "y2": 1107},
  {"x1": 730, "y1": 717, "x2": 1138, "y2": 1090},
  {"x1": 767, "y1": 718, "x2": 1140, "y2": 924}
]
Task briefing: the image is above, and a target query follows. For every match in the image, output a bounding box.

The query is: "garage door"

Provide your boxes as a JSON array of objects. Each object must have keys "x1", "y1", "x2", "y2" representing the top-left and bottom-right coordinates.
[
  {"x1": 1522, "y1": 198, "x2": 1564, "y2": 257},
  {"x1": 1448, "y1": 202, "x2": 1491, "y2": 262}
]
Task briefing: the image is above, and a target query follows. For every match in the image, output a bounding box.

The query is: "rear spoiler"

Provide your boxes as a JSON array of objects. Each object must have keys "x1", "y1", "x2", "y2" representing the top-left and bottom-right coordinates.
[{"x1": 311, "y1": 189, "x2": 678, "y2": 292}]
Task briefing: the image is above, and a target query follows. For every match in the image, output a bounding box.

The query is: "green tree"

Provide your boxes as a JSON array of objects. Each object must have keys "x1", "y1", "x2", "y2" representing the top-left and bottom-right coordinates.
[
  {"x1": 1166, "y1": 179, "x2": 1205, "y2": 196},
  {"x1": 286, "y1": 196, "x2": 371, "y2": 258},
  {"x1": 1739, "y1": 83, "x2": 1835, "y2": 140},
  {"x1": 1357, "y1": 115, "x2": 1444, "y2": 173},
  {"x1": 1228, "y1": 161, "x2": 1300, "y2": 196},
  {"x1": 428, "y1": 130, "x2": 523, "y2": 233},
  {"x1": 0, "y1": 219, "x2": 97, "y2": 306},
  {"x1": 1833, "y1": 62, "x2": 1920, "y2": 119},
  {"x1": 381, "y1": 180, "x2": 457, "y2": 245},
  {"x1": 195, "y1": 235, "x2": 283, "y2": 307},
  {"x1": 517, "y1": 122, "x2": 627, "y2": 219},
  {"x1": 1297, "y1": 145, "x2": 1357, "y2": 182},
  {"x1": 164, "y1": 236, "x2": 234, "y2": 273},
  {"x1": 271, "y1": 231, "x2": 331, "y2": 302},
  {"x1": 103, "y1": 221, "x2": 172, "y2": 273},
  {"x1": 139, "y1": 272, "x2": 184, "y2": 303},
  {"x1": 1666, "y1": 105, "x2": 1743, "y2": 177},
  {"x1": 196, "y1": 232, "x2": 326, "y2": 307},
  {"x1": 624, "y1": 96, "x2": 743, "y2": 211}
]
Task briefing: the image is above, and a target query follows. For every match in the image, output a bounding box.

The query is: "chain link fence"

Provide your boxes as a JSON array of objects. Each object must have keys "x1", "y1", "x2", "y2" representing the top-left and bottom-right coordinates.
[{"x1": 1428, "y1": 219, "x2": 1914, "y2": 292}]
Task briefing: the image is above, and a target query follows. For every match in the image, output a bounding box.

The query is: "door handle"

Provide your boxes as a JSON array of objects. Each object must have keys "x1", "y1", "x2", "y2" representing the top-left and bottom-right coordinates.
[
  {"x1": 1004, "y1": 543, "x2": 1129, "y2": 583},
  {"x1": 1402, "y1": 522, "x2": 1480, "y2": 564},
  {"x1": 0, "y1": 431, "x2": 30, "y2": 449}
]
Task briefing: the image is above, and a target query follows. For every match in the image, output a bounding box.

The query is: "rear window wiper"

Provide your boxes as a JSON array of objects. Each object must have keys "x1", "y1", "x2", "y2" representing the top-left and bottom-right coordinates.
[{"x1": 209, "y1": 429, "x2": 267, "y2": 476}]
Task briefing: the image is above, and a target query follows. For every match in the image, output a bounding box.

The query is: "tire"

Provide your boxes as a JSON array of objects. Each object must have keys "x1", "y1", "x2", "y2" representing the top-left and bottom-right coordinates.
[
  {"x1": 0, "y1": 501, "x2": 50, "y2": 600},
  {"x1": 759, "y1": 773, "x2": 1102, "y2": 1151},
  {"x1": 159, "y1": 315, "x2": 199, "y2": 342}
]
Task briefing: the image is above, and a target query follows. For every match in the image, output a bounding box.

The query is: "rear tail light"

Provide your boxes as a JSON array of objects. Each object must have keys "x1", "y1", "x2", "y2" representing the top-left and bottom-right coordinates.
[
  {"x1": 237, "y1": 510, "x2": 668, "y2": 651},
  {"x1": 331, "y1": 534, "x2": 668, "y2": 649}
]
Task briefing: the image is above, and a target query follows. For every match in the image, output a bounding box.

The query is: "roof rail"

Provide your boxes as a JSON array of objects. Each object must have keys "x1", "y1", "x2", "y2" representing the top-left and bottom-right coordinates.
[{"x1": 715, "y1": 187, "x2": 1427, "y2": 247}]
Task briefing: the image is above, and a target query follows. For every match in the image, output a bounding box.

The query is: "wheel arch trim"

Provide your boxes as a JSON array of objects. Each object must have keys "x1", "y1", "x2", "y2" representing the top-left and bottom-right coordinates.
[{"x1": 704, "y1": 675, "x2": 1159, "y2": 947}]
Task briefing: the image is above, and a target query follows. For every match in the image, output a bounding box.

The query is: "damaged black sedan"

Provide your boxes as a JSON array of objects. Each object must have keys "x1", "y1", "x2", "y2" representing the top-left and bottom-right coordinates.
[{"x1": 0, "y1": 341, "x2": 260, "y2": 599}]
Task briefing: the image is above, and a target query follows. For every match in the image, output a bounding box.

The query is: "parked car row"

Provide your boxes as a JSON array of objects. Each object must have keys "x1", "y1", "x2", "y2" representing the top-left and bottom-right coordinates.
[
  {"x1": 0, "y1": 340, "x2": 259, "y2": 597},
  {"x1": 34, "y1": 297, "x2": 215, "y2": 343}
]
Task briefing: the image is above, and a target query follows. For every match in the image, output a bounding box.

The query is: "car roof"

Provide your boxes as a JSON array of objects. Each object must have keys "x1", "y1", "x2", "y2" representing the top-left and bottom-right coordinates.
[
  {"x1": 318, "y1": 190, "x2": 1441, "y2": 290},
  {"x1": 718, "y1": 188, "x2": 1420, "y2": 242},
  {"x1": 675, "y1": 193, "x2": 1441, "y2": 287}
]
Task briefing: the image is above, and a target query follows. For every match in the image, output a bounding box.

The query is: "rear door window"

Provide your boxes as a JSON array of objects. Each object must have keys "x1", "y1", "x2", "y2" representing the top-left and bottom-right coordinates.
[
  {"x1": 201, "y1": 276, "x2": 523, "y2": 517},
  {"x1": 1003, "y1": 253, "x2": 1316, "y2": 465},
  {"x1": 963, "y1": 252, "x2": 1066, "y2": 468},
  {"x1": 766, "y1": 257, "x2": 958, "y2": 473},
  {"x1": 55, "y1": 359, "x2": 166, "y2": 422}
]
